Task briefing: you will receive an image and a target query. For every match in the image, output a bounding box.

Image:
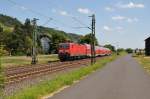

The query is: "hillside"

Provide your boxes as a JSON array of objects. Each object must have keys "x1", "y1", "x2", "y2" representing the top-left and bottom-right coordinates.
[
  {"x1": 0, "y1": 14, "x2": 21, "y2": 27},
  {"x1": 68, "y1": 33, "x2": 82, "y2": 43},
  {"x1": 0, "y1": 14, "x2": 81, "y2": 41},
  {"x1": 0, "y1": 14, "x2": 82, "y2": 55}
]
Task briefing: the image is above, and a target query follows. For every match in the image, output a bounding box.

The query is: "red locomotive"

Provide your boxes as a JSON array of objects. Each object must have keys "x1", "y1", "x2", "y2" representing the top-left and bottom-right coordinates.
[{"x1": 58, "y1": 43, "x2": 112, "y2": 61}]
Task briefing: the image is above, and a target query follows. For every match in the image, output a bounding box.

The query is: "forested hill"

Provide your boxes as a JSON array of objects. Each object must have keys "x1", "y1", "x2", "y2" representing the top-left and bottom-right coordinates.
[
  {"x1": 0, "y1": 14, "x2": 22, "y2": 27},
  {"x1": 0, "y1": 14, "x2": 82, "y2": 55},
  {"x1": 0, "y1": 14, "x2": 81, "y2": 40}
]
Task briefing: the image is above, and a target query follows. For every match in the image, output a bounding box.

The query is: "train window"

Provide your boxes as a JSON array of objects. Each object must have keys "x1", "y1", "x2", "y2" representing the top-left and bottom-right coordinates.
[
  {"x1": 64, "y1": 44, "x2": 69, "y2": 49},
  {"x1": 59, "y1": 45, "x2": 63, "y2": 48},
  {"x1": 59, "y1": 44, "x2": 69, "y2": 49}
]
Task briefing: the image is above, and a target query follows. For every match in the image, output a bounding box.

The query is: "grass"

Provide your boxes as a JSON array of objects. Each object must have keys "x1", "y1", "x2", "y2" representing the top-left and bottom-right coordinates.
[
  {"x1": 1, "y1": 54, "x2": 59, "y2": 68},
  {"x1": 4, "y1": 54, "x2": 121, "y2": 99},
  {"x1": 135, "y1": 55, "x2": 150, "y2": 73},
  {"x1": 0, "y1": 53, "x2": 4, "y2": 98}
]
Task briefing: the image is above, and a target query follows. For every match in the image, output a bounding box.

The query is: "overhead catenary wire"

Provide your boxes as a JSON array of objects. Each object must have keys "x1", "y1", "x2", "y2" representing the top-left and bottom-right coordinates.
[
  {"x1": 7, "y1": 0, "x2": 51, "y2": 19},
  {"x1": 6, "y1": 0, "x2": 75, "y2": 29},
  {"x1": 71, "y1": 16, "x2": 90, "y2": 28},
  {"x1": 46, "y1": 0, "x2": 91, "y2": 30}
]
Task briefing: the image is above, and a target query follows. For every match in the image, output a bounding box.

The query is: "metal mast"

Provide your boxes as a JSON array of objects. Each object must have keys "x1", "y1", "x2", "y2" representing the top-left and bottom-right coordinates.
[{"x1": 31, "y1": 18, "x2": 38, "y2": 64}]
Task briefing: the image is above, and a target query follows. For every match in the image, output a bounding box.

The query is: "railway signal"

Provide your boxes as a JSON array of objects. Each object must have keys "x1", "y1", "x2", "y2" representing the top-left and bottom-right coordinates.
[{"x1": 31, "y1": 18, "x2": 39, "y2": 64}]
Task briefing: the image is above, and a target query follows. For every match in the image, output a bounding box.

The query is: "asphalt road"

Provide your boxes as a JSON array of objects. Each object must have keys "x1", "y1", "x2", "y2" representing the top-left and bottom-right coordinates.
[{"x1": 48, "y1": 55, "x2": 150, "y2": 99}]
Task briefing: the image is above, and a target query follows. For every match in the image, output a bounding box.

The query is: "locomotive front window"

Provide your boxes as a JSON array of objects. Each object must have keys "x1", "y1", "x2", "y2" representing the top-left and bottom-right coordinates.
[{"x1": 59, "y1": 44, "x2": 69, "y2": 49}]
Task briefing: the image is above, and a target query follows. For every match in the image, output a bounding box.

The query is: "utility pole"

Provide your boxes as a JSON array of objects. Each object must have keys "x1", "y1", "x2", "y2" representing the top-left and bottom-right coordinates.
[
  {"x1": 89, "y1": 14, "x2": 96, "y2": 65},
  {"x1": 31, "y1": 18, "x2": 38, "y2": 64}
]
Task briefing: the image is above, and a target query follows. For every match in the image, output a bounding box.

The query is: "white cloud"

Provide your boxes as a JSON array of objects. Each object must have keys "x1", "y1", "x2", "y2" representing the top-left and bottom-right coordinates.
[
  {"x1": 112, "y1": 15, "x2": 126, "y2": 21},
  {"x1": 20, "y1": 6, "x2": 27, "y2": 10},
  {"x1": 127, "y1": 17, "x2": 139, "y2": 23},
  {"x1": 78, "y1": 8, "x2": 91, "y2": 14},
  {"x1": 118, "y1": 2, "x2": 145, "y2": 9},
  {"x1": 103, "y1": 25, "x2": 112, "y2": 31},
  {"x1": 103, "y1": 25, "x2": 124, "y2": 32},
  {"x1": 112, "y1": 15, "x2": 139, "y2": 23},
  {"x1": 59, "y1": 11, "x2": 68, "y2": 16},
  {"x1": 105, "y1": 6, "x2": 115, "y2": 11},
  {"x1": 51, "y1": 9, "x2": 69, "y2": 16}
]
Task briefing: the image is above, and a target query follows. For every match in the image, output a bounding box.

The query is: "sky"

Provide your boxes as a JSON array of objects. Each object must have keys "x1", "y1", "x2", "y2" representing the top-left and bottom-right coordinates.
[{"x1": 0, "y1": 0, "x2": 150, "y2": 49}]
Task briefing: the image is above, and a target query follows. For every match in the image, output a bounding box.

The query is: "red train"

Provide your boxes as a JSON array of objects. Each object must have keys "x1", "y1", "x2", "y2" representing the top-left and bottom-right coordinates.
[{"x1": 58, "y1": 43, "x2": 112, "y2": 61}]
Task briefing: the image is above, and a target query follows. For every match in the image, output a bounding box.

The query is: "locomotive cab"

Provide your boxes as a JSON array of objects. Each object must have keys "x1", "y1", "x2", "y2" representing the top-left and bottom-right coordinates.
[{"x1": 58, "y1": 43, "x2": 70, "y2": 61}]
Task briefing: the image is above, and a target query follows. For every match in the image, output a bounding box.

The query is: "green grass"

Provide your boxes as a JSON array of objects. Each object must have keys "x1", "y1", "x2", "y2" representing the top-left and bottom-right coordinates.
[
  {"x1": 0, "y1": 51, "x2": 4, "y2": 98},
  {"x1": 5, "y1": 54, "x2": 120, "y2": 99},
  {"x1": 135, "y1": 55, "x2": 150, "y2": 73},
  {"x1": 1, "y1": 54, "x2": 59, "y2": 68}
]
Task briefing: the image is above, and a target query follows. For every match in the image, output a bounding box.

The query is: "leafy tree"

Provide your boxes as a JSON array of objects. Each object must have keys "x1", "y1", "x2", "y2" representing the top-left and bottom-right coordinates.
[
  {"x1": 79, "y1": 34, "x2": 98, "y2": 45},
  {"x1": 104, "y1": 44, "x2": 116, "y2": 52},
  {"x1": 23, "y1": 18, "x2": 33, "y2": 37},
  {"x1": 25, "y1": 36, "x2": 33, "y2": 56},
  {"x1": 7, "y1": 25, "x2": 25, "y2": 55},
  {"x1": 126, "y1": 48, "x2": 133, "y2": 53},
  {"x1": 51, "y1": 32, "x2": 69, "y2": 53}
]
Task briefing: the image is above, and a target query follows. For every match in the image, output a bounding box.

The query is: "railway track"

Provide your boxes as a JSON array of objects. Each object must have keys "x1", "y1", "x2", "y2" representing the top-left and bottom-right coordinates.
[{"x1": 4, "y1": 59, "x2": 92, "y2": 85}]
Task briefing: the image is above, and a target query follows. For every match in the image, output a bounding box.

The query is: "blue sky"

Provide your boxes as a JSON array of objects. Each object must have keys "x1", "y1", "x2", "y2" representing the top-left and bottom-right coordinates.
[{"x1": 0, "y1": 0, "x2": 150, "y2": 49}]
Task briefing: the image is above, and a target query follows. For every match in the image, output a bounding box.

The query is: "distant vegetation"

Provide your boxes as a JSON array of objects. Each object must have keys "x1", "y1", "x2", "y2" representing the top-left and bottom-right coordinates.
[
  {"x1": 126, "y1": 48, "x2": 133, "y2": 53},
  {"x1": 104, "y1": 44, "x2": 116, "y2": 52},
  {"x1": 79, "y1": 34, "x2": 98, "y2": 45}
]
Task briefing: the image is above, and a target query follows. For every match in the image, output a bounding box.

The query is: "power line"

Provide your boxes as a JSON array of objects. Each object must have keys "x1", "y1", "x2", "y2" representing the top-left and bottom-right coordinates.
[
  {"x1": 7, "y1": 0, "x2": 51, "y2": 19},
  {"x1": 42, "y1": 18, "x2": 53, "y2": 26},
  {"x1": 71, "y1": 16, "x2": 89, "y2": 28},
  {"x1": 6, "y1": 0, "x2": 75, "y2": 29}
]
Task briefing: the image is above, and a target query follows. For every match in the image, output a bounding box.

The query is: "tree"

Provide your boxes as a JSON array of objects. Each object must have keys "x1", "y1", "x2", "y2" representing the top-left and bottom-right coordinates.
[
  {"x1": 126, "y1": 48, "x2": 133, "y2": 53},
  {"x1": 23, "y1": 18, "x2": 33, "y2": 37},
  {"x1": 79, "y1": 34, "x2": 98, "y2": 45},
  {"x1": 25, "y1": 36, "x2": 33, "y2": 56},
  {"x1": 51, "y1": 33, "x2": 69, "y2": 53},
  {"x1": 104, "y1": 44, "x2": 116, "y2": 52},
  {"x1": 7, "y1": 25, "x2": 25, "y2": 55}
]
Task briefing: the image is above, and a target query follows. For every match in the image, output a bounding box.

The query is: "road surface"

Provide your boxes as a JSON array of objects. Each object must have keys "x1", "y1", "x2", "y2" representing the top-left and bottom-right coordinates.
[{"x1": 48, "y1": 55, "x2": 150, "y2": 99}]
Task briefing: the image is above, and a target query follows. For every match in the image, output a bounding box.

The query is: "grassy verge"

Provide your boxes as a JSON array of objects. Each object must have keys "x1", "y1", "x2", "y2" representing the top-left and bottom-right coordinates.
[
  {"x1": 134, "y1": 55, "x2": 150, "y2": 73},
  {"x1": 2, "y1": 54, "x2": 59, "y2": 68},
  {"x1": 0, "y1": 47, "x2": 4, "y2": 98},
  {"x1": 5, "y1": 54, "x2": 121, "y2": 99}
]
